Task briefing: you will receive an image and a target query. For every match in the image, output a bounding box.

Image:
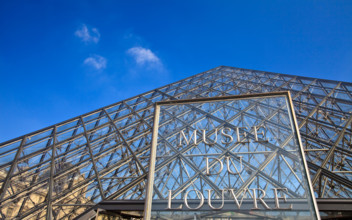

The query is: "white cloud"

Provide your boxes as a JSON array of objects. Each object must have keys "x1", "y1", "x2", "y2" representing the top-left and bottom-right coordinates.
[
  {"x1": 127, "y1": 47, "x2": 161, "y2": 66},
  {"x1": 84, "y1": 55, "x2": 107, "y2": 70},
  {"x1": 75, "y1": 24, "x2": 100, "y2": 43}
]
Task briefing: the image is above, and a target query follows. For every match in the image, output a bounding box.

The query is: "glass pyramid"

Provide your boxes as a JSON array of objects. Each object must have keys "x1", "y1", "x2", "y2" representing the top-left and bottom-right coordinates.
[{"x1": 0, "y1": 66, "x2": 351, "y2": 219}]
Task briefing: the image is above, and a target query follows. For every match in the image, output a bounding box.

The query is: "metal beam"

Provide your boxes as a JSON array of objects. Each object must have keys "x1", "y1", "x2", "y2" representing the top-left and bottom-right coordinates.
[{"x1": 80, "y1": 116, "x2": 106, "y2": 200}]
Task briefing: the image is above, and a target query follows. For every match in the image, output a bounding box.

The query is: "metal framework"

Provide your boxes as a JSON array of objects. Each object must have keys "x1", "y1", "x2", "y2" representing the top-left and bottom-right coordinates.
[
  {"x1": 144, "y1": 91, "x2": 319, "y2": 219},
  {"x1": 0, "y1": 66, "x2": 351, "y2": 219}
]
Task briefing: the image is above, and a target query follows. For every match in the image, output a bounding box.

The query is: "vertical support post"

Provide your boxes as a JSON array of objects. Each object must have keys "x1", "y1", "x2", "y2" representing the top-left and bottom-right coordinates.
[
  {"x1": 46, "y1": 126, "x2": 57, "y2": 220},
  {"x1": 286, "y1": 91, "x2": 320, "y2": 219},
  {"x1": 144, "y1": 104, "x2": 160, "y2": 220},
  {"x1": 318, "y1": 174, "x2": 322, "y2": 198}
]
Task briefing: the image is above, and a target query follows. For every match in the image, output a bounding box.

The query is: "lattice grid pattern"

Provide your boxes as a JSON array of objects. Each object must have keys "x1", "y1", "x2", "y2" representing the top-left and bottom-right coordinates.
[{"x1": 0, "y1": 66, "x2": 351, "y2": 219}]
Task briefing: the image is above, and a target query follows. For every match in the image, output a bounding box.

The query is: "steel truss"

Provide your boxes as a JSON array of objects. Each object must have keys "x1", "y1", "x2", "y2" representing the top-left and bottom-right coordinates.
[{"x1": 0, "y1": 66, "x2": 351, "y2": 219}]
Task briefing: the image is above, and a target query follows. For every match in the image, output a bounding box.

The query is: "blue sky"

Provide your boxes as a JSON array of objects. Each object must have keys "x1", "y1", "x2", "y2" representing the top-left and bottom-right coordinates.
[{"x1": 0, "y1": 1, "x2": 352, "y2": 142}]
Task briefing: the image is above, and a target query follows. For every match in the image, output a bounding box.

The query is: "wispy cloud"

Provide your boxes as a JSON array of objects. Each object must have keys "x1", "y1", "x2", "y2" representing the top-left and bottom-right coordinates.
[
  {"x1": 126, "y1": 47, "x2": 162, "y2": 67},
  {"x1": 84, "y1": 55, "x2": 107, "y2": 70},
  {"x1": 75, "y1": 24, "x2": 100, "y2": 43}
]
